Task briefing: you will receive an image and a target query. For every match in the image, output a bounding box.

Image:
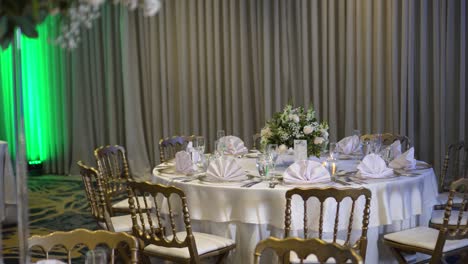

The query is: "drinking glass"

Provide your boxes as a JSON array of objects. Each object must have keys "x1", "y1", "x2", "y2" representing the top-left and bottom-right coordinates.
[
  {"x1": 217, "y1": 130, "x2": 225, "y2": 139},
  {"x1": 329, "y1": 142, "x2": 338, "y2": 160},
  {"x1": 256, "y1": 154, "x2": 271, "y2": 177},
  {"x1": 85, "y1": 248, "x2": 107, "y2": 264},
  {"x1": 372, "y1": 134, "x2": 382, "y2": 153},
  {"x1": 353, "y1": 129, "x2": 361, "y2": 137},
  {"x1": 266, "y1": 144, "x2": 279, "y2": 175},
  {"x1": 195, "y1": 137, "x2": 205, "y2": 154}
]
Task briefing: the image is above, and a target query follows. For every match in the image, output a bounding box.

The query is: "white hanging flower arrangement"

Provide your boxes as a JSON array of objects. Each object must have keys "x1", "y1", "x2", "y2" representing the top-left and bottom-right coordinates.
[{"x1": 55, "y1": 0, "x2": 163, "y2": 50}]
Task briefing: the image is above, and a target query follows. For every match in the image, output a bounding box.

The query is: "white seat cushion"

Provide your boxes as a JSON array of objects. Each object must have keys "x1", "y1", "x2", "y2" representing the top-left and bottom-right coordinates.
[
  {"x1": 436, "y1": 192, "x2": 464, "y2": 205},
  {"x1": 290, "y1": 239, "x2": 347, "y2": 263},
  {"x1": 144, "y1": 232, "x2": 235, "y2": 259},
  {"x1": 384, "y1": 226, "x2": 468, "y2": 252},
  {"x1": 98, "y1": 213, "x2": 153, "y2": 233},
  {"x1": 430, "y1": 210, "x2": 468, "y2": 225},
  {"x1": 112, "y1": 196, "x2": 152, "y2": 209}
]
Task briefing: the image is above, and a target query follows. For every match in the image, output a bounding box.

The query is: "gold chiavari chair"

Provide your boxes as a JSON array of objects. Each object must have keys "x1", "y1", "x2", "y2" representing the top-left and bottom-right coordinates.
[
  {"x1": 284, "y1": 187, "x2": 372, "y2": 263},
  {"x1": 383, "y1": 178, "x2": 468, "y2": 264},
  {"x1": 360, "y1": 133, "x2": 411, "y2": 152},
  {"x1": 159, "y1": 135, "x2": 196, "y2": 163},
  {"x1": 94, "y1": 145, "x2": 136, "y2": 214},
  {"x1": 436, "y1": 141, "x2": 468, "y2": 204},
  {"x1": 78, "y1": 161, "x2": 137, "y2": 233},
  {"x1": 29, "y1": 228, "x2": 139, "y2": 264},
  {"x1": 430, "y1": 142, "x2": 468, "y2": 230},
  {"x1": 127, "y1": 180, "x2": 236, "y2": 263},
  {"x1": 253, "y1": 237, "x2": 363, "y2": 264}
]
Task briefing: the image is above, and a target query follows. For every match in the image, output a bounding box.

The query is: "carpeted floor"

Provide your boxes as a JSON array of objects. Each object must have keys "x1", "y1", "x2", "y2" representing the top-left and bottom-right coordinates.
[{"x1": 2, "y1": 175, "x2": 98, "y2": 263}]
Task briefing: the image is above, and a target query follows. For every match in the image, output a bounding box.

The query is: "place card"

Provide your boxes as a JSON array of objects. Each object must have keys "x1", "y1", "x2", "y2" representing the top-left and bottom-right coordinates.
[{"x1": 294, "y1": 140, "x2": 307, "y2": 161}]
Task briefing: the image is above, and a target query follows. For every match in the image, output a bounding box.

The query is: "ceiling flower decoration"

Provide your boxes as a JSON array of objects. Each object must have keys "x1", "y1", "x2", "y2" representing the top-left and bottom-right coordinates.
[{"x1": 0, "y1": 0, "x2": 163, "y2": 50}]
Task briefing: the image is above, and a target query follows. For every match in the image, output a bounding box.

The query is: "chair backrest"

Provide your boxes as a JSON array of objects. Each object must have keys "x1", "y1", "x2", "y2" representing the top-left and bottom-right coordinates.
[
  {"x1": 361, "y1": 133, "x2": 411, "y2": 152},
  {"x1": 439, "y1": 141, "x2": 468, "y2": 193},
  {"x1": 159, "y1": 135, "x2": 196, "y2": 163},
  {"x1": 253, "y1": 237, "x2": 363, "y2": 264},
  {"x1": 77, "y1": 161, "x2": 114, "y2": 230},
  {"x1": 285, "y1": 187, "x2": 371, "y2": 260},
  {"x1": 94, "y1": 145, "x2": 131, "y2": 200},
  {"x1": 432, "y1": 178, "x2": 468, "y2": 263},
  {"x1": 28, "y1": 228, "x2": 139, "y2": 263},
  {"x1": 126, "y1": 180, "x2": 200, "y2": 263}
]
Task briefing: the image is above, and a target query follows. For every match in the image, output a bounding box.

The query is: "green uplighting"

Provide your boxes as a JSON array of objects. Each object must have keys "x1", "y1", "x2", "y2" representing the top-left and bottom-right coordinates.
[
  {"x1": 0, "y1": 45, "x2": 16, "y2": 157},
  {"x1": 28, "y1": 160, "x2": 43, "y2": 165},
  {"x1": 0, "y1": 16, "x2": 65, "y2": 163}
]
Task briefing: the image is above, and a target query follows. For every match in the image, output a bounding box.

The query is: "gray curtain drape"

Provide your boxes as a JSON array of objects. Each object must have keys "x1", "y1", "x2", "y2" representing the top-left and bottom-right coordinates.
[{"x1": 63, "y1": 0, "x2": 466, "y2": 177}]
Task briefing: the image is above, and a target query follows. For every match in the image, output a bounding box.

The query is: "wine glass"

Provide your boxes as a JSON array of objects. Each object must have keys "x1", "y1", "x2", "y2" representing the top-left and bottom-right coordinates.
[
  {"x1": 193, "y1": 136, "x2": 205, "y2": 168},
  {"x1": 266, "y1": 144, "x2": 279, "y2": 174},
  {"x1": 85, "y1": 248, "x2": 107, "y2": 264},
  {"x1": 372, "y1": 134, "x2": 383, "y2": 154},
  {"x1": 216, "y1": 130, "x2": 226, "y2": 155},
  {"x1": 353, "y1": 129, "x2": 361, "y2": 137},
  {"x1": 256, "y1": 154, "x2": 271, "y2": 178},
  {"x1": 329, "y1": 142, "x2": 338, "y2": 160}
]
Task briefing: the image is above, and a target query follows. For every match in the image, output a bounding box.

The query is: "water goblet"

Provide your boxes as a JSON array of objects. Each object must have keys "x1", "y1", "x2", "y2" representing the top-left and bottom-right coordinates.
[
  {"x1": 329, "y1": 142, "x2": 338, "y2": 160},
  {"x1": 256, "y1": 154, "x2": 271, "y2": 178},
  {"x1": 372, "y1": 134, "x2": 383, "y2": 154},
  {"x1": 217, "y1": 130, "x2": 225, "y2": 140}
]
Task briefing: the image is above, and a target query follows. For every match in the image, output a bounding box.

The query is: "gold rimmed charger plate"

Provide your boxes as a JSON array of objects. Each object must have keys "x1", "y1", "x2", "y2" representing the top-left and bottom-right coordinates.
[{"x1": 198, "y1": 175, "x2": 255, "y2": 185}]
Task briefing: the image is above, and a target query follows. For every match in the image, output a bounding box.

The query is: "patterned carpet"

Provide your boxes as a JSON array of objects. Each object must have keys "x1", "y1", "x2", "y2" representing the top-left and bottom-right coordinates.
[{"x1": 2, "y1": 175, "x2": 98, "y2": 263}]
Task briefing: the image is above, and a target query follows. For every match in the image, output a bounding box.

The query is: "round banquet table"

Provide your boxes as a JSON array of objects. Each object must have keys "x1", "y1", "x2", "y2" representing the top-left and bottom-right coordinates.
[{"x1": 152, "y1": 156, "x2": 438, "y2": 264}]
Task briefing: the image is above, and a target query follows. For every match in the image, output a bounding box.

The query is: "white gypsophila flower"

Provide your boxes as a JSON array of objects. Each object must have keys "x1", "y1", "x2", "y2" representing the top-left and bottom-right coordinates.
[
  {"x1": 261, "y1": 127, "x2": 272, "y2": 138},
  {"x1": 55, "y1": 3, "x2": 100, "y2": 50},
  {"x1": 303, "y1": 125, "x2": 314, "y2": 135},
  {"x1": 121, "y1": 0, "x2": 139, "y2": 10},
  {"x1": 314, "y1": 137, "x2": 325, "y2": 145},
  {"x1": 143, "y1": 0, "x2": 162, "y2": 16}
]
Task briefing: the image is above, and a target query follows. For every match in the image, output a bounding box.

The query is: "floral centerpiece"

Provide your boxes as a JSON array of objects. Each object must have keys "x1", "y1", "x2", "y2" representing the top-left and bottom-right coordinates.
[{"x1": 260, "y1": 104, "x2": 329, "y2": 157}]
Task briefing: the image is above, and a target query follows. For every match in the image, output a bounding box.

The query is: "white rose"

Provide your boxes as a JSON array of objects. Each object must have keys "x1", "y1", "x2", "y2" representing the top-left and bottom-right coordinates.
[
  {"x1": 314, "y1": 137, "x2": 325, "y2": 145},
  {"x1": 291, "y1": 114, "x2": 300, "y2": 123},
  {"x1": 303, "y1": 125, "x2": 314, "y2": 135},
  {"x1": 279, "y1": 144, "x2": 288, "y2": 153}
]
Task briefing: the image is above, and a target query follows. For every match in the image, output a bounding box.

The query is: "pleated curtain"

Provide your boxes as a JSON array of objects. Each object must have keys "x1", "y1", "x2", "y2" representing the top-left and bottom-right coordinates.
[{"x1": 60, "y1": 0, "x2": 467, "y2": 177}]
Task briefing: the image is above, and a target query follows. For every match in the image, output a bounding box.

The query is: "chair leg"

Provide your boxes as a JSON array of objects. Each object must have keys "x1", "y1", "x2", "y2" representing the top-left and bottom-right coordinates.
[
  {"x1": 389, "y1": 247, "x2": 408, "y2": 264},
  {"x1": 215, "y1": 252, "x2": 229, "y2": 264}
]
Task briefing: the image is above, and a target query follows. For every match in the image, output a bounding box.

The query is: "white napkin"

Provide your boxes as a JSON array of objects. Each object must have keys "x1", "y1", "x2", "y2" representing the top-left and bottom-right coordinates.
[
  {"x1": 283, "y1": 160, "x2": 331, "y2": 184},
  {"x1": 337, "y1": 135, "x2": 361, "y2": 154},
  {"x1": 357, "y1": 153, "x2": 394, "y2": 179},
  {"x1": 389, "y1": 147, "x2": 416, "y2": 170},
  {"x1": 175, "y1": 151, "x2": 196, "y2": 174},
  {"x1": 205, "y1": 157, "x2": 246, "y2": 181},
  {"x1": 36, "y1": 260, "x2": 67, "y2": 264},
  {"x1": 390, "y1": 140, "x2": 402, "y2": 159},
  {"x1": 220, "y1": 136, "x2": 248, "y2": 155}
]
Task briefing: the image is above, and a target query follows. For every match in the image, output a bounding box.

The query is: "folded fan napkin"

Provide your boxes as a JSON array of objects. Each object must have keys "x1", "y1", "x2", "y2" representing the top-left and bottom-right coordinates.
[
  {"x1": 175, "y1": 151, "x2": 196, "y2": 174},
  {"x1": 205, "y1": 157, "x2": 246, "y2": 182},
  {"x1": 389, "y1": 147, "x2": 416, "y2": 170},
  {"x1": 390, "y1": 140, "x2": 402, "y2": 159},
  {"x1": 357, "y1": 153, "x2": 394, "y2": 179},
  {"x1": 220, "y1": 136, "x2": 248, "y2": 155},
  {"x1": 337, "y1": 135, "x2": 361, "y2": 154},
  {"x1": 283, "y1": 160, "x2": 331, "y2": 184}
]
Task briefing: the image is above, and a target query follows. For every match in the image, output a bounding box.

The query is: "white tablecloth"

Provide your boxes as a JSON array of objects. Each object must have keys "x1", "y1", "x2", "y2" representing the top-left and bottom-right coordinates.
[
  {"x1": 0, "y1": 141, "x2": 16, "y2": 223},
  {"x1": 152, "y1": 157, "x2": 438, "y2": 263}
]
